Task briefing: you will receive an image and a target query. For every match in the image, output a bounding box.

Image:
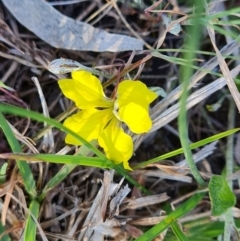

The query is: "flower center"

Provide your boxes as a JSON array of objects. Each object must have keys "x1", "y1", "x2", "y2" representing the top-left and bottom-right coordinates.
[{"x1": 112, "y1": 100, "x2": 121, "y2": 121}]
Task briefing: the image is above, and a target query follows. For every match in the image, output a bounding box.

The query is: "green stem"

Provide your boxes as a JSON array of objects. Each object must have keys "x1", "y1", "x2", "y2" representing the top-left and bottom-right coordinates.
[
  {"x1": 224, "y1": 98, "x2": 235, "y2": 241},
  {"x1": 178, "y1": 2, "x2": 206, "y2": 186}
]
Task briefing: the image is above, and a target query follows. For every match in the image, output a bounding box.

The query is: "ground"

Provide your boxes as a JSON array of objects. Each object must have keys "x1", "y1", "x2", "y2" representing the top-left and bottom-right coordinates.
[{"x1": 0, "y1": 1, "x2": 240, "y2": 241}]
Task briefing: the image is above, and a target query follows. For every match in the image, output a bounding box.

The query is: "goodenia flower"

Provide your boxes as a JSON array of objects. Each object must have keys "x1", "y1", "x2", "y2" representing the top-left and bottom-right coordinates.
[{"x1": 58, "y1": 71, "x2": 157, "y2": 170}]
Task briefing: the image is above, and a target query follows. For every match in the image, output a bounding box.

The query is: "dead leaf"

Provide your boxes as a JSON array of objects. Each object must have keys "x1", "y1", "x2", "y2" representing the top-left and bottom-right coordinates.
[
  {"x1": 92, "y1": 218, "x2": 122, "y2": 238},
  {"x1": 2, "y1": 0, "x2": 143, "y2": 52},
  {"x1": 110, "y1": 184, "x2": 131, "y2": 216},
  {"x1": 124, "y1": 224, "x2": 143, "y2": 238},
  {"x1": 126, "y1": 193, "x2": 169, "y2": 210}
]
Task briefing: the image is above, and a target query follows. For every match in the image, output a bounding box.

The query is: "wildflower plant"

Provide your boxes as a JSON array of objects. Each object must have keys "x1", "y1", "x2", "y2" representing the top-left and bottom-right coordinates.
[{"x1": 58, "y1": 70, "x2": 157, "y2": 169}]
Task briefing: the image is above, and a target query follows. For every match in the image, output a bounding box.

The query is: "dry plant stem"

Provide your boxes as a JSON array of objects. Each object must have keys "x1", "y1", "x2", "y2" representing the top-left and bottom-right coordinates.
[
  {"x1": 177, "y1": 141, "x2": 218, "y2": 168},
  {"x1": 1, "y1": 167, "x2": 18, "y2": 226},
  {"x1": 77, "y1": 171, "x2": 112, "y2": 240},
  {"x1": 89, "y1": 6, "x2": 113, "y2": 26},
  {"x1": 102, "y1": 54, "x2": 152, "y2": 88},
  {"x1": 156, "y1": 14, "x2": 188, "y2": 49},
  {"x1": 134, "y1": 64, "x2": 240, "y2": 154},
  {"x1": 0, "y1": 221, "x2": 23, "y2": 240},
  {"x1": 0, "y1": 200, "x2": 22, "y2": 238},
  {"x1": 39, "y1": 232, "x2": 75, "y2": 240},
  {"x1": 209, "y1": 39, "x2": 240, "y2": 112},
  {"x1": 40, "y1": 206, "x2": 80, "y2": 229},
  {"x1": 224, "y1": 98, "x2": 235, "y2": 241},
  {"x1": 124, "y1": 193, "x2": 169, "y2": 210},
  {"x1": 150, "y1": 64, "x2": 240, "y2": 132},
  {"x1": 129, "y1": 216, "x2": 165, "y2": 226},
  {"x1": 151, "y1": 37, "x2": 240, "y2": 118},
  {"x1": 1, "y1": 61, "x2": 18, "y2": 83},
  {"x1": 205, "y1": 5, "x2": 240, "y2": 112},
  {"x1": 7, "y1": 121, "x2": 39, "y2": 153},
  {"x1": 76, "y1": 0, "x2": 98, "y2": 21},
  {"x1": 7, "y1": 194, "x2": 48, "y2": 241},
  {"x1": 32, "y1": 106, "x2": 77, "y2": 143},
  {"x1": 0, "y1": 50, "x2": 41, "y2": 68},
  {"x1": 110, "y1": 0, "x2": 152, "y2": 50},
  {"x1": 86, "y1": 1, "x2": 113, "y2": 25},
  {"x1": 134, "y1": 169, "x2": 192, "y2": 183},
  {"x1": 32, "y1": 77, "x2": 55, "y2": 153},
  {"x1": 0, "y1": 87, "x2": 30, "y2": 135},
  {"x1": 145, "y1": 0, "x2": 163, "y2": 13}
]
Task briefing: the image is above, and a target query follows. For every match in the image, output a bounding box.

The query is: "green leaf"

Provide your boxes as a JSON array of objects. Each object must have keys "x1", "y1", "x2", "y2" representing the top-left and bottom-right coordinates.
[
  {"x1": 162, "y1": 14, "x2": 182, "y2": 36},
  {"x1": 206, "y1": 96, "x2": 226, "y2": 112},
  {"x1": 149, "y1": 86, "x2": 167, "y2": 97},
  {"x1": 135, "y1": 192, "x2": 206, "y2": 241},
  {"x1": 24, "y1": 200, "x2": 40, "y2": 241},
  {"x1": 209, "y1": 175, "x2": 236, "y2": 216}
]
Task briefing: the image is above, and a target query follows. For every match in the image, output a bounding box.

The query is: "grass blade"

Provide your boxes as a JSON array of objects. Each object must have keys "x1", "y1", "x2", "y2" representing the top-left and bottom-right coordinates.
[
  {"x1": 0, "y1": 112, "x2": 37, "y2": 198},
  {"x1": 0, "y1": 153, "x2": 111, "y2": 168},
  {"x1": 178, "y1": 1, "x2": 206, "y2": 186},
  {"x1": 0, "y1": 104, "x2": 106, "y2": 160},
  {"x1": 171, "y1": 222, "x2": 190, "y2": 241},
  {"x1": 39, "y1": 141, "x2": 96, "y2": 200},
  {"x1": 24, "y1": 199, "x2": 40, "y2": 241},
  {"x1": 133, "y1": 128, "x2": 240, "y2": 168},
  {"x1": 135, "y1": 192, "x2": 206, "y2": 241}
]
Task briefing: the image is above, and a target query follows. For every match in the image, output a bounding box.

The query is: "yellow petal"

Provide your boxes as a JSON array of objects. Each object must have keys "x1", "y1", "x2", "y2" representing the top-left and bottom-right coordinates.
[
  {"x1": 64, "y1": 108, "x2": 113, "y2": 145},
  {"x1": 117, "y1": 80, "x2": 158, "y2": 108},
  {"x1": 115, "y1": 80, "x2": 157, "y2": 134},
  {"x1": 98, "y1": 118, "x2": 133, "y2": 170},
  {"x1": 118, "y1": 102, "x2": 152, "y2": 133},
  {"x1": 58, "y1": 70, "x2": 113, "y2": 109}
]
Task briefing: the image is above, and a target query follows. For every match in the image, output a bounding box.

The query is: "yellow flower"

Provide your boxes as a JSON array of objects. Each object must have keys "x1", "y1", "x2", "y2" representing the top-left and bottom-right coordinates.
[{"x1": 58, "y1": 71, "x2": 157, "y2": 170}]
